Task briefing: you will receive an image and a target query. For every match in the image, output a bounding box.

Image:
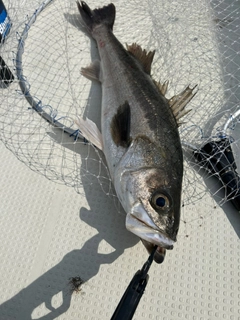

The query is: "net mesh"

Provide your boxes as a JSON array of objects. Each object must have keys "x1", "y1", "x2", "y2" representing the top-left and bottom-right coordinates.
[{"x1": 0, "y1": 0, "x2": 240, "y2": 229}]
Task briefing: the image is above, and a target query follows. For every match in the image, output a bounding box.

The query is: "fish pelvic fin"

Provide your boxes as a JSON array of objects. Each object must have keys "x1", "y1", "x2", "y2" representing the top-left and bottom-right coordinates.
[
  {"x1": 169, "y1": 85, "x2": 197, "y2": 126},
  {"x1": 111, "y1": 101, "x2": 131, "y2": 148},
  {"x1": 75, "y1": 117, "x2": 103, "y2": 150},
  {"x1": 81, "y1": 60, "x2": 101, "y2": 82},
  {"x1": 77, "y1": 1, "x2": 116, "y2": 32},
  {"x1": 126, "y1": 43, "x2": 155, "y2": 75}
]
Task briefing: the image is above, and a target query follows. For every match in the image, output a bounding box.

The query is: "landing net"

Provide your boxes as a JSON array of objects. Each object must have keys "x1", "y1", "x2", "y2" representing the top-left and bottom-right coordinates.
[{"x1": 0, "y1": 0, "x2": 239, "y2": 227}]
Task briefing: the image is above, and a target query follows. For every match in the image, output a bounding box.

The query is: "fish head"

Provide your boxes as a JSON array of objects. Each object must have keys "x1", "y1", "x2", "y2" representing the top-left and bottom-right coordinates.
[{"x1": 115, "y1": 166, "x2": 182, "y2": 263}]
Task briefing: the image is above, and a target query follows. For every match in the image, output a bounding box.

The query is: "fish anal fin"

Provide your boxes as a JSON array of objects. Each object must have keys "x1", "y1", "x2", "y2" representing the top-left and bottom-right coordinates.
[
  {"x1": 111, "y1": 101, "x2": 131, "y2": 148},
  {"x1": 81, "y1": 60, "x2": 101, "y2": 82},
  {"x1": 126, "y1": 43, "x2": 155, "y2": 75},
  {"x1": 169, "y1": 85, "x2": 197, "y2": 126},
  {"x1": 75, "y1": 117, "x2": 103, "y2": 150}
]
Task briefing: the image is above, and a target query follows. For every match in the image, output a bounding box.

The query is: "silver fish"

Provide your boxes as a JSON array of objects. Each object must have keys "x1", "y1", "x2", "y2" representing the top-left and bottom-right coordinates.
[{"x1": 76, "y1": 1, "x2": 197, "y2": 263}]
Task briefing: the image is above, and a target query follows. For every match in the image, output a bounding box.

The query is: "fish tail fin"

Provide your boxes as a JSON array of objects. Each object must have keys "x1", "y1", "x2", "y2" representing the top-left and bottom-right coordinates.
[{"x1": 77, "y1": 1, "x2": 116, "y2": 32}]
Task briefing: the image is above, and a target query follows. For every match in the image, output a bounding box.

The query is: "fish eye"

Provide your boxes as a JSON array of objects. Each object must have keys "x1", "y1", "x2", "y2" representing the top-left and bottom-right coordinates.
[{"x1": 150, "y1": 192, "x2": 170, "y2": 211}]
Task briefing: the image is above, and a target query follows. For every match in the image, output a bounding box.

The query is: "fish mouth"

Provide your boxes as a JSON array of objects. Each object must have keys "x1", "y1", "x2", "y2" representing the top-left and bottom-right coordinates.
[
  {"x1": 126, "y1": 213, "x2": 174, "y2": 249},
  {"x1": 126, "y1": 202, "x2": 175, "y2": 257}
]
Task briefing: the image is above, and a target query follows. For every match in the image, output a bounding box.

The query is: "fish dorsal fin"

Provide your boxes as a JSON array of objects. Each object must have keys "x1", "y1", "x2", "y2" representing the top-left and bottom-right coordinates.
[
  {"x1": 153, "y1": 79, "x2": 197, "y2": 126},
  {"x1": 153, "y1": 79, "x2": 169, "y2": 96},
  {"x1": 111, "y1": 101, "x2": 131, "y2": 147},
  {"x1": 169, "y1": 85, "x2": 197, "y2": 126},
  {"x1": 126, "y1": 43, "x2": 155, "y2": 74}
]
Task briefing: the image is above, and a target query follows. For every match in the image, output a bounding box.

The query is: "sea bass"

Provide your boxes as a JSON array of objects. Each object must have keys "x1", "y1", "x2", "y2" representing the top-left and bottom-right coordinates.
[{"x1": 76, "y1": 1, "x2": 196, "y2": 263}]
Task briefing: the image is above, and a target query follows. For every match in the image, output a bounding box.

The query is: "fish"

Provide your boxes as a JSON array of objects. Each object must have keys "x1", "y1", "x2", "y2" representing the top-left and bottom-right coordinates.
[{"x1": 76, "y1": 1, "x2": 197, "y2": 263}]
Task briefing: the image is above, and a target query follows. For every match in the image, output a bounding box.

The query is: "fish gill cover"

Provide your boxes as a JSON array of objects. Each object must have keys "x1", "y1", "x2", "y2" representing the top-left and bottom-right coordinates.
[{"x1": 0, "y1": 0, "x2": 239, "y2": 238}]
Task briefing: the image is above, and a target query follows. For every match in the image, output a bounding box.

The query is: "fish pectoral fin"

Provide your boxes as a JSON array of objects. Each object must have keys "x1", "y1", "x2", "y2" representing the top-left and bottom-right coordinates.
[
  {"x1": 75, "y1": 116, "x2": 103, "y2": 150},
  {"x1": 81, "y1": 60, "x2": 101, "y2": 82},
  {"x1": 169, "y1": 85, "x2": 198, "y2": 126},
  {"x1": 126, "y1": 43, "x2": 155, "y2": 75},
  {"x1": 111, "y1": 101, "x2": 131, "y2": 148}
]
